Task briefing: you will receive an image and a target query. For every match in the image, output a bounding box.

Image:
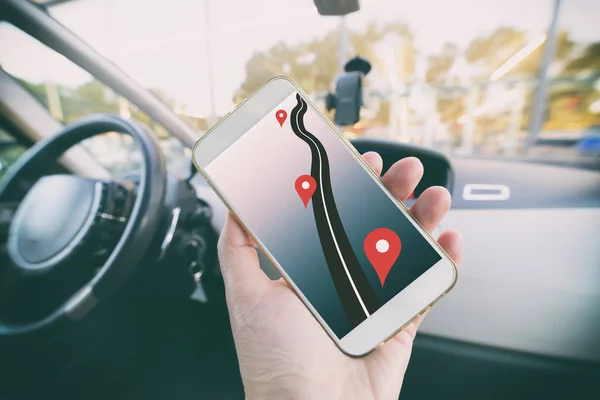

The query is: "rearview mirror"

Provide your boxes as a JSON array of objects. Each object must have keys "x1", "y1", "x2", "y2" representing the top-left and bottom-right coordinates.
[{"x1": 313, "y1": 0, "x2": 360, "y2": 16}]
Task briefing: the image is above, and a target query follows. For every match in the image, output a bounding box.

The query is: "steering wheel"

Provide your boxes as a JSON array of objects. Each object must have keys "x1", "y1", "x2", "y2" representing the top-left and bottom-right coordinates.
[{"x1": 0, "y1": 115, "x2": 166, "y2": 338}]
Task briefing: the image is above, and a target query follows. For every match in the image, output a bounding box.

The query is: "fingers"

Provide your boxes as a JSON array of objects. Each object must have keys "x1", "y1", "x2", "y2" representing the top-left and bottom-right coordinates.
[
  {"x1": 384, "y1": 158, "x2": 457, "y2": 262},
  {"x1": 362, "y1": 151, "x2": 383, "y2": 176},
  {"x1": 382, "y1": 157, "x2": 424, "y2": 200},
  {"x1": 410, "y1": 186, "x2": 451, "y2": 232},
  {"x1": 410, "y1": 230, "x2": 463, "y2": 333},
  {"x1": 437, "y1": 229, "x2": 464, "y2": 265},
  {"x1": 380, "y1": 161, "x2": 460, "y2": 339},
  {"x1": 218, "y1": 212, "x2": 270, "y2": 300}
]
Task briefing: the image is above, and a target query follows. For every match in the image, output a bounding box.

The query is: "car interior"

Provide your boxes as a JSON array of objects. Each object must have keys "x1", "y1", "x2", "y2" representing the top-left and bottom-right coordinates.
[{"x1": 0, "y1": 0, "x2": 599, "y2": 399}]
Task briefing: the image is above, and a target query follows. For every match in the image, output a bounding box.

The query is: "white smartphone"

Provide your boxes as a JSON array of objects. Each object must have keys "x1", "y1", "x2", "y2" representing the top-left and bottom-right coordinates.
[{"x1": 193, "y1": 77, "x2": 457, "y2": 356}]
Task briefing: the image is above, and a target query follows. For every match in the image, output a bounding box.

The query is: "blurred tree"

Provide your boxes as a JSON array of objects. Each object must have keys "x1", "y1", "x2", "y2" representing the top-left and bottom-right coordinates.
[
  {"x1": 466, "y1": 27, "x2": 525, "y2": 74},
  {"x1": 14, "y1": 75, "x2": 186, "y2": 139},
  {"x1": 369, "y1": 95, "x2": 390, "y2": 124},
  {"x1": 541, "y1": 40, "x2": 600, "y2": 131},
  {"x1": 16, "y1": 78, "x2": 48, "y2": 107},
  {"x1": 427, "y1": 28, "x2": 581, "y2": 144},
  {"x1": 234, "y1": 21, "x2": 415, "y2": 104},
  {"x1": 60, "y1": 80, "x2": 118, "y2": 122},
  {"x1": 425, "y1": 43, "x2": 459, "y2": 84},
  {"x1": 544, "y1": 45, "x2": 600, "y2": 131},
  {"x1": 436, "y1": 94, "x2": 465, "y2": 128},
  {"x1": 564, "y1": 43, "x2": 600, "y2": 73},
  {"x1": 352, "y1": 22, "x2": 416, "y2": 84},
  {"x1": 465, "y1": 27, "x2": 573, "y2": 79},
  {"x1": 544, "y1": 93, "x2": 599, "y2": 130},
  {"x1": 234, "y1": 40, "x2": 316, "y2": 103},
  {"x1": 0, "y1": 128, "x2": 26, "y2": 178},
  {"x1": 149, "y1": 88, "x2": 177, "y2": 109},
  {"x1": 509, "y1": 31, "x2": 573, "y2": 77}
]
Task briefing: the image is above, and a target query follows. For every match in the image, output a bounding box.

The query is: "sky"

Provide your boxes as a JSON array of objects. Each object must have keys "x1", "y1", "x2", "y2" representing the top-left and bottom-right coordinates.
[{"x1": 0, "y1": 0, "x2": 599, "y2": 117}]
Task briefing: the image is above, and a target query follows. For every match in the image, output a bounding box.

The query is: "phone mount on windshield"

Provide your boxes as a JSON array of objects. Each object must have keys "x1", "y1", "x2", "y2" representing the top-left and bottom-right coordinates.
[
  {"x1": 313, "y1": 0, "x2": 360, "y2": 16},
  {"x1": 326, "y1": 56, "x2": 372, "y2": 127}
]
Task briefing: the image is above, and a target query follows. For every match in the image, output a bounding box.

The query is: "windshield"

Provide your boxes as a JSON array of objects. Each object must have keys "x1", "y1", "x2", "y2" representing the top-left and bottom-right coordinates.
[
  {"x1": 4, "y1": 0, "x2": 600, "y2": 169},
  {"x1": 0, "y1": 23, "x2": 193, "y2": 178}
]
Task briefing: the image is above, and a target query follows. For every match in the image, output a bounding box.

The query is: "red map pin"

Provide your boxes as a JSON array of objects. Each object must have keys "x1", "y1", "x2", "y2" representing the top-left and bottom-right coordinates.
[
  {"x1": 295, "y1": 175, "x2": 317, "y2": 208},
  {"x1": 364, "y1": 228, "x2": 401, "y2": 286},
  {"x1": 275, "y1": 109, "x2": 287, "y2": 127}
]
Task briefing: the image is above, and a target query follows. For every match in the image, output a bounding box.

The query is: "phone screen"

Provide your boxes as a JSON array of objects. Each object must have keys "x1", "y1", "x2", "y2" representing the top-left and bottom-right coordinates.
[{"x1": 205, "y1": 92, "x2": 442, "y2": 339}]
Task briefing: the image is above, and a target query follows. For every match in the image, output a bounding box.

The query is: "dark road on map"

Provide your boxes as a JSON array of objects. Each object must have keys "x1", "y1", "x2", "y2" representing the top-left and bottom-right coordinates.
[{"x1": 289, "y1": 94, "x2": 382, "y2": 328}]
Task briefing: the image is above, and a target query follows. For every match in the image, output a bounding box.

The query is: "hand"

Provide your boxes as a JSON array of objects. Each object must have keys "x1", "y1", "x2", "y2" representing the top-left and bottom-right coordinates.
[{"x1": 218, "y1": 153, "x2": 463, "y2": 400}]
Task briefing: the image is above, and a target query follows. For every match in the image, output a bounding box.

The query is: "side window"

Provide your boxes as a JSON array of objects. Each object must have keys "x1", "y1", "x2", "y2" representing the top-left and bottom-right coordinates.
[
  {"x1": 0, "y1": 23, "x2": 191, "y2": 178},
  {"x1": 542, "y1": 0, "x2": 600, "y2": 161},
  {"x1": 0, "y1": 128, "x2": 27, "y2": 179}
]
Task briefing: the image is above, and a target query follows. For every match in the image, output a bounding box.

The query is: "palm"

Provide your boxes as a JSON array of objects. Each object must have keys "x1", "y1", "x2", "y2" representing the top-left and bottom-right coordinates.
[{"x1": 219, "y1": 153, "x2": 463, "y2": 400}]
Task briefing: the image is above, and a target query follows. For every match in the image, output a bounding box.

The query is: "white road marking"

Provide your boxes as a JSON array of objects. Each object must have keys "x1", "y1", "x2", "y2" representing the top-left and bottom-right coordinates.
[{"x1": 294, "y1": 98, "x2": 370, "y2": 318}]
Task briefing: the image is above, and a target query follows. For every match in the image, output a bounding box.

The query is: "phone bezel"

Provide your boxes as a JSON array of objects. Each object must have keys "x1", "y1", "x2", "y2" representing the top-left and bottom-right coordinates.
[{"x1": 193, "y1": 76, "x2": 458, "y2": 357}]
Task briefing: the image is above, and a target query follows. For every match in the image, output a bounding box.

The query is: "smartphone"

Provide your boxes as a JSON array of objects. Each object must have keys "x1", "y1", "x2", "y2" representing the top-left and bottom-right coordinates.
[{"x1": 193, "y1": 77, "x2": 457, "y2": 356}]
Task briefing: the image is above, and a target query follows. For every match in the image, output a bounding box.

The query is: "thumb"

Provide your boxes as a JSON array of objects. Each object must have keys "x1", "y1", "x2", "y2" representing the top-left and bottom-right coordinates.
[{"x1": 218, "y1": 212, "x2": 270, "y2": 303}]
